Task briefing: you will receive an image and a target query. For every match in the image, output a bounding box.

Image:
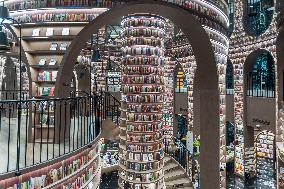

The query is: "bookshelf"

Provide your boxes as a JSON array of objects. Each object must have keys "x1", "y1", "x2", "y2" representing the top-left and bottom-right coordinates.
[{"x1": 118, "y1": 14, "x2": 166, "y2": 189}]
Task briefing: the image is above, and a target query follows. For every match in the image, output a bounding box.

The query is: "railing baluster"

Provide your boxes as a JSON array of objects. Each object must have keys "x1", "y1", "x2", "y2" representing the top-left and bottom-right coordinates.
[
  {"x1": 53, "y1": 100, "x2": 56, "y2": 159},
  {"x1": 72, "y1": 99, "x2": 76, "y2": 151},
  {"x1": 47, "y1": 101, "x2": 50, "y2": 161},
  {"x1": 32, "y1": 102, "x2": 36, "y2": 165},
  {"x1": 83, "y1": 98, "x2": 86, "y2": 145},
  {"x1": 59, "y1": 100, "x2": 62, "y2": 156},
  {"x1": 40, "y1": 102, "x2": 43, "y2": 163},
  {"x1": 68, "y1": 99, "x2": 71, "y2": 153},
  {"x1": 80, "y1": 99, "x2": 83, "y2": 147},
  {"x1": 63, "y1": 100, "x2": 67, "y2": 154},
  {"x1": 77, "y1": 99, "x2": 79, "y2": 149},
  {"x1": 7, "y1": 105, "x2": 11, "y2": 172},
  {"x1": 86, "y1": 98, "x2": 89, "y2": 144},
  {"x1": 25, "y1": 102, "x2": 28, "y2": 167}
]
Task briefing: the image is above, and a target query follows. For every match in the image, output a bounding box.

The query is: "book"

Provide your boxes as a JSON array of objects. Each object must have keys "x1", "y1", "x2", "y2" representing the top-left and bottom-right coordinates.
[
  {"x1": 62, "y1": 28, "x2": 70, "y2": 36},
  {"x1": 32, "y1": 28, "x2": 40, "y2": 36},
  {"x1": 49, "y1": 59, "x2": 57, "y2": 66},
  {"x1": 50, "y1": 43, "x2": 58, "y2": 50},
  {"x1": 60, "y1": 43, "x2": 68, "y2": 50},
  {"x1": 38, "y1": 59, "x2": 46, "y2": 66},
  {"x1": 46, "y1": 28, "x2": 54, "y2": 36}
]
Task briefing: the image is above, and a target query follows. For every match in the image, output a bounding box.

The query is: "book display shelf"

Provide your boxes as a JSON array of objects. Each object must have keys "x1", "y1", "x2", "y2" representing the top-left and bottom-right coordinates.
[
  {"x1": 106, "y1": 71, "x2": 121, "y2": 93},
  {"x1": 255, "y1": 131, "x2": 275, "y2": 185},
  {"x1": 0, "y1": 141, "x2": 101, "y2": 189},
  {"x1": 104, "y1": 27, "x2": 123, "y2": 93},
  {"x1": 118, "y1": 14, "x2": 165, "y2": 189},
  {"x1": 5, "y1": 0, "x2": 117, "y2": 11},
  {"x1": 244, "y1": 146, "x2": 256, "y2": 177},
  {"x1": 17, "y1": 22, "x2": 85, "y2": 142},
  {"x1": 92, "y1": 28, "x2": 107, "y2": 92},
  {"x1": 8, "y1": 8, "x2": 105, "y2": 142},
  {"x1": 5, "y1": 0, "x2": 227, "y2": 35},
  {"x1": 277, "y1": 143, "x2": 284, "y2": 187},
  {"x1": 163, "y1": 57, "x2": 175, "y2": 136}
]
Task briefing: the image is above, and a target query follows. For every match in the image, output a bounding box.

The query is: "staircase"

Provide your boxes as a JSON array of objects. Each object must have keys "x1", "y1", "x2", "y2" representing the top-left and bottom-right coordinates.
[
  {"x1": 164, "y1": 155, "x2": 193, "y2": 189},
  {"x1": 100, "y1": 92, "x2": 198, "y2": 189}
]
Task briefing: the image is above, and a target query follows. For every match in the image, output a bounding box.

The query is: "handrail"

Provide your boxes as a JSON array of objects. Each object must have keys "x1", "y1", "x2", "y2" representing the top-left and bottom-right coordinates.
[
  {"x1": 0, "y1": 93, "x2": 99, "y2": 103},
  {"x1": 0, "y1": 94, "x2": 103, "y2": 175},
  {"x1": 164, "y1": 134, "x2": 200, "y2": 188},
  {"x1": 101, "y1": 91, "x2": 121, "y2": 124}
]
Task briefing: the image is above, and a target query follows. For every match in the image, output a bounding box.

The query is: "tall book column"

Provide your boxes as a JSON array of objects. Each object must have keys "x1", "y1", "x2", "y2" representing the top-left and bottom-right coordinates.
[{"x1": 118, "y1": 14, "x2": 166, "y2": 189}]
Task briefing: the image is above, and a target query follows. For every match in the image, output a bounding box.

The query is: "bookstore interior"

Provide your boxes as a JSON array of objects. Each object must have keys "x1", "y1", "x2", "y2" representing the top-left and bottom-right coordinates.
[{"x1": 0, "y1": 0, "x2": 283, "y2": 189}]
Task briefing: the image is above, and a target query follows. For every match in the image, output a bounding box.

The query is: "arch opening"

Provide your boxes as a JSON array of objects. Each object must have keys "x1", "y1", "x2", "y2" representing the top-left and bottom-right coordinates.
[
  {"x1": 56, "y1": 1, "x2": 219, "y2": 188},
  {"x1": 245, "y1": 49, "x2": 275, "y2": 98}
]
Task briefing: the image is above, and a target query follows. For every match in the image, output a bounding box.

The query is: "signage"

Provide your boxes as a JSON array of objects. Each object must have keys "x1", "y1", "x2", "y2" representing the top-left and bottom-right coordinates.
[{"x1": 252, "y1": 118, "x2": 270, "y2": 126}]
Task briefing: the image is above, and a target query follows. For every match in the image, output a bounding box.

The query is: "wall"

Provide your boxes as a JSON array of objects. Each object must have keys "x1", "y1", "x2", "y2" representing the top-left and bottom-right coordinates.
[
  {"x1": 246, "y1": 97, "x2": 276, "y2": 133},
  {"x1": 226, "y1": 94, "x2": 234, "y2": 123},
  {"x1": 174, "y1": 92, "x2": 188, "y2": 116}
]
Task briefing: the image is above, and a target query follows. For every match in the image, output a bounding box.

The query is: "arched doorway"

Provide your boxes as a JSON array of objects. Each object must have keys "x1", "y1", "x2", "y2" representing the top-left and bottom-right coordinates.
[
  {"x1": 243, "y1": 49, "x2": 276, "y2": 187},
  {"x1": 246, "y1": 51, "x2": 275, "y2": 98},
  {"x1": 173, "y1": 63, "x2": 188, "y2": 140},
  {"x1": 56, "y1": 1, "x2": 219, "y2": 188}
]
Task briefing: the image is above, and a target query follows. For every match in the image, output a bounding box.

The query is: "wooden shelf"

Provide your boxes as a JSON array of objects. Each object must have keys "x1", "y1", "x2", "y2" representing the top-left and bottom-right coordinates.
[
  {"x1": 35, "y1": 110, "x2": 55, "y2": 114},
  {"x1": 33, "y1": 96, "x2": 54, "y2": 99},
  {"x1": 26, "y1": 50, "x2": 66, "y2": 55},
  {"x1": 34, "y1": 124, "x2": 55, "y2": 129},
  {"x1": 12, "y1": 22, "x2": 89, "y2": 28},
  {"x1": 35, "y1": 139, "x2": 54, "y2": 144},
  {"x1": 33, "y1": 81, "x2": 56, "y2": 84},
  {"x1": 22, "y1": 35, "x2": 76, "y2": 41},
  {"x1": 30, "y1": 65, "x2": 59, "y2": 70}
]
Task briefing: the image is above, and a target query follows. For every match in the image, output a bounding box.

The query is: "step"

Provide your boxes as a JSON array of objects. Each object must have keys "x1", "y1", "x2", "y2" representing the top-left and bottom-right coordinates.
[
  {"x1": 165, "y1": 177, "x2": 192, "y2": 189},
  {"x1": 163, "y1": 162, "x2": 179, "y2": 172},
  {"x1": 163, "y1": 156, "x2": 172, "y2": 163},
  {"x1": 164, "y1": 169, "x2": 185, "y2": 181}
]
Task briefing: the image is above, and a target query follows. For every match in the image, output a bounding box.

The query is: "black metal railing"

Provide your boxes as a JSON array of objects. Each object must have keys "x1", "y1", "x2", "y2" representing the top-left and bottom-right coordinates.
[
  {"x1": 164, "y1": 135, "x2": 200, "y2": 188},
  {"x1": 0, "y1": 93, "x2": 103, "y2": 175},
  {"x1": 246, "y1": 72, "x2": 275, "y2": 98},
  {"x1": 102, "y1": 92, "x2": 120, "y2": 124},
  {"x1": 0, "y1": 90, "x2": 29, "y2": 101},
  {"x1": 226, "y1": 89, "x2": 234, "y2": 95}
]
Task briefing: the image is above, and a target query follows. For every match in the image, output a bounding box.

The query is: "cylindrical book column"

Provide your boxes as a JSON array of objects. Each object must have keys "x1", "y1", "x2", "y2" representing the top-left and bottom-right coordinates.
[{"x1": 118, "y1": 14, "x2": 166, "y2": 189}]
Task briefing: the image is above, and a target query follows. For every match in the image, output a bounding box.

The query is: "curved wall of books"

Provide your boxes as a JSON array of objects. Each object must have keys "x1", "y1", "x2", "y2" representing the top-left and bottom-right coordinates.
[
  {"x1": 229, "y1": 0, "x2": 277, "y2": 179},
  {"x1": 118, "y1": 14, "x2": 166, "y2": 189}
]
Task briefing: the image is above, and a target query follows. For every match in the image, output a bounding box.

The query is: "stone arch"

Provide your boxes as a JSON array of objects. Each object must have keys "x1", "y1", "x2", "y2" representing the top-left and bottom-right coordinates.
[
  {"x1": 277, "y1": 28, "x2": 284, "y2": 109},
  {"x1": 56, "y1": 1, "x2": 219, "y2": 188},
  {"x1": 277, "y1": 27, "x2": 284, "y2": 145},
  {"x1": 3, "y1": 24, "x2": 32, "y2": 98}
]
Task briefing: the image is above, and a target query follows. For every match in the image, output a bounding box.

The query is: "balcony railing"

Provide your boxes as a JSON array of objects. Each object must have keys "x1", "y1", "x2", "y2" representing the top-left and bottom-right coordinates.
[{"x1": 0, "y1": 93, "x2": 103, "y2": 175}]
